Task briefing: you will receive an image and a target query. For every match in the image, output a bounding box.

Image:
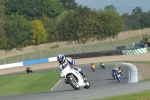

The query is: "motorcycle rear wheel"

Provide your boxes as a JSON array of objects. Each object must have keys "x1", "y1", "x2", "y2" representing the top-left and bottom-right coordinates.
[{"x1": 84, "y1": 81, "x2": 90, "y2": 89}]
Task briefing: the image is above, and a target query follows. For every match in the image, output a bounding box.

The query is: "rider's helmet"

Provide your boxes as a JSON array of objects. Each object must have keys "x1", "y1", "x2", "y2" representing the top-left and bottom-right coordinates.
[
  {"x1": 91, "y1": 62, "x2": 94, "y2": 65},
  {"x1": 118, "y1": 66, "x2": 121, "y2": 69},
  {"x1": 57, "y1": 54, "x2": 65, "y2": 64}
]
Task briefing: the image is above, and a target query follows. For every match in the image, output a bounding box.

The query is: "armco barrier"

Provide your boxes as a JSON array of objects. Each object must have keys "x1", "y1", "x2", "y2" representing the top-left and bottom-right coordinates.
[
  {"x1": 0, "y1": 48, "x2": 147, "y2": 69},
  {"x1": 23, "y1": 58, "x2": 49, "y2": 66},
  {"x1": 0, "y1": 50, "x2": 122, "y2": 69}
]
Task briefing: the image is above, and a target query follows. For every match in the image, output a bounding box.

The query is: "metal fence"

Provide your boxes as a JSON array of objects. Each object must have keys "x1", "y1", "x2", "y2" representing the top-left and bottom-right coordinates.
[{"x1": 0, "y1": 37, "x2": 140, "y2": 65}]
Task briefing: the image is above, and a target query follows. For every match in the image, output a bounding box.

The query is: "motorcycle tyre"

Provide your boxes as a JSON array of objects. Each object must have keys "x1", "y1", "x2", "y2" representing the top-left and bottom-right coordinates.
[
  {"x1": 84, "y1": 81, "x2": 90, "y2": 89},
  {"x1": 67, "y1": 76, "x2": 80, "y2": 90},
  {"x1": 91, "y1": 66, "x2": 95, "y2": 72}
]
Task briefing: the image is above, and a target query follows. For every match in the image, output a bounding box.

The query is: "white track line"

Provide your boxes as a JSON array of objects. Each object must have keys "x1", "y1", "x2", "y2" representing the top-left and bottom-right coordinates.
[{"x1": 51, "y1": 79, "x2": 63, "y2": 91}]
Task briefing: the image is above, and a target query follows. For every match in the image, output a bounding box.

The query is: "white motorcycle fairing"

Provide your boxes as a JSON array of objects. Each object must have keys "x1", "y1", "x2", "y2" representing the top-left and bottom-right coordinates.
[{"x1": 60, "y1": 65, "x2": 90, "y2": 90}]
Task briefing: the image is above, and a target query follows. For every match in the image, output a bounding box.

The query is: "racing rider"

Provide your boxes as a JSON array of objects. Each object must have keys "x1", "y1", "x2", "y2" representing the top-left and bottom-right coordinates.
[{"x1": 57, "y1": 54, "x2": 86, "y2": 80}]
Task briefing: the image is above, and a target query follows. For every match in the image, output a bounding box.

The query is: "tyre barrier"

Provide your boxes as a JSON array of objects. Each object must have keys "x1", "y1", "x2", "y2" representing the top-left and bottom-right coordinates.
[
  {"x1": 122, "y1": 48, "x2": 147, "y2": 55},
  {"x1": 65, "y1": 50, "x2": 122, "y2": 59}
]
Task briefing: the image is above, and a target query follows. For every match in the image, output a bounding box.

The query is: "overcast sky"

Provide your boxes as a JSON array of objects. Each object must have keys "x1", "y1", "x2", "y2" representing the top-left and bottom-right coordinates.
[{"x1": 75, "y1": 0, "x2": 150, "y2": 15}]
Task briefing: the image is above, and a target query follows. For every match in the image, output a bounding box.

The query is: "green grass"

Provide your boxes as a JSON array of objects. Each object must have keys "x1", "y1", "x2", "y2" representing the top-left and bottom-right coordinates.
[
  {"x1": 94, "y1": 90, "x2": 150, "y2": 100},
  {"x1": 0, "y1": 70, "x2": 60, "y2": 96}
]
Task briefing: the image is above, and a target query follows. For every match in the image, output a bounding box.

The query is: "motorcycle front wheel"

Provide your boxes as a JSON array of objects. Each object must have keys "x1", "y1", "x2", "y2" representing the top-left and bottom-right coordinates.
[{"x1": 67, "y1": 75, "x2": 80, "y2": 90}]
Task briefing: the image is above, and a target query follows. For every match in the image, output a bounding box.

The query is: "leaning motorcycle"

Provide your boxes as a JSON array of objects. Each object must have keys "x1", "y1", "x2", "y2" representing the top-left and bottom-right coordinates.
[
  {"x1": 91, "y1": 64, "x2": 96, "y2": 72},
  {"x1": 100, "y1": 63, "x2": 105, "y2": 69},
  {"x1": 112, "y1": 71, "x2": 116, "y2": 79},
  {"x1": 60, "y1": 65, "x2": 90, "y2": 90},
  {"x1": 26, "y1": 69, "x2": 33, "y2": 73},
  {"x1": 116, "y1": 72, "x2": 121, "y2": 83}
]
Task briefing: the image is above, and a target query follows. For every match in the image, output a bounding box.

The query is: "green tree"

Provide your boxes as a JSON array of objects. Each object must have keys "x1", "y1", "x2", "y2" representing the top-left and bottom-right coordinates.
[
  {"x1": 0, "y1": 2, "x2": 7, "y2": 49},
  {"x1": 122, "y1": 13, "x2": 132, "y2": 30},
  {"x1": 141, "y1": 12, "x2": 150, "y2": 28},
  {"x1": 41, "y1": 15, "x2": 56, "y2": 42},
  {"x1": 30, "y1": 20, "x2": 47, "y2": 45},
  {"x1": 97, "y1": 10, "x2": 124, "y2": 38},
  {"x1": 130, "y1": 6, "x2": 143, "y2": 29},
  {"x1": 104, "y1": 5, "x2": 117, "y2": 11},
  {"x1": 55, "y1": 10, "x2": 70, "y2": 41},
  {"x1": 75, "y1": 6, "x2": 97, "y2": 43},
  {"x1": 60, "y1": 0, "x2": 78, "y2": 10},
  {"x1": 5, "y1": 13, "x2": 30, "y2": 50},
  {"x1": 4, "y1": 0, "x2": 64, "y2": 20},
  {"x1": 43, "y1": 0, "x2": 64, "y2": 18}
]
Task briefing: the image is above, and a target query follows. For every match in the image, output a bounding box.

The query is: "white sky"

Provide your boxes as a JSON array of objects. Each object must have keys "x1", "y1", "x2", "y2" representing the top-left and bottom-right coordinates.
[{"x1": 75, "y1": 0, "x2": 150, "y2": 14}]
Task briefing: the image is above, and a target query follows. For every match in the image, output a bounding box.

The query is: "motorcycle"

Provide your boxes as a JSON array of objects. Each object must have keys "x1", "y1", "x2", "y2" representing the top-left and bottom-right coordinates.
[
  {"x1": 100, "y1": 62, "x2": 105, "y2": 69},
  {"x1": 91, "y1": 64, "x2": 96, "y2": 72},
  {"x1": 26, "y1": 69, "x2": 33, "y2": 73},
  {"x1": 116, "y1": 72, "x2": 121, "y2": 83},
  {"x1": 60, "y1": 65, "x2": 90, "y2": 90},
  {"x1": 112, "y1": 70, "x2": 116, "y2": 79},
  {"x1": 118, "y1": 69, "x2": 123, "y2": 79}
]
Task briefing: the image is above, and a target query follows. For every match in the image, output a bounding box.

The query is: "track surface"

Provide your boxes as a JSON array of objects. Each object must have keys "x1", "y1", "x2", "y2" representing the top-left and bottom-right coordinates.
[{"x1": 0, "y1": 62, "x2": 145, "y2": 100}]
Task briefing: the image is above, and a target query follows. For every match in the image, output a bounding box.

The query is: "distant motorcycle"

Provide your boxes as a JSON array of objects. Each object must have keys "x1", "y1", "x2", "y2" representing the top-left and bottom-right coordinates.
[
  {"x1": 100, "y1": 62, "x2": 105, "y2": 69},
  {"x1": 26, "y1": 67, "x2": 33, "y2": 73},
  {"x1": 91, "y1": 64, "x2": 96, "y2": 72},
  {"x1": 118, "y1": 69, "x2": 123, "y2": 79},
  {"x1": 116, "y1": 71, "x2": 121, "y2": 83},
  {"x1": 112, "y1": 70, "x2": 116, "y2": 79}
]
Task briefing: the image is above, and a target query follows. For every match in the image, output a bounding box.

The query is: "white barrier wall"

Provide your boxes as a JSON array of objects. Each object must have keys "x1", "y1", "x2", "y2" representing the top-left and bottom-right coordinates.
[
  {"x1": 0, "y1": 62, "x2": 23, "y2": 69},
  {"x1": 48, "y1": 57, "x2": 57, "y2": 62}
]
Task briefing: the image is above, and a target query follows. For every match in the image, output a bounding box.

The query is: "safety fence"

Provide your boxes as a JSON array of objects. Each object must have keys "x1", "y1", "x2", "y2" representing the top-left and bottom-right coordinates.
[{"x1": 0, "y1": 48, "x2": 148, "y2": 70}]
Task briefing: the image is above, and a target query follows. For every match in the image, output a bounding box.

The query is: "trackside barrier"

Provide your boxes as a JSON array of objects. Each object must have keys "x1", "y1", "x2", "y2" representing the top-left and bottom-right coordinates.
[
  {"x1": 48, "y1": 57, "x2": 57, "y2": 62},
  {"x1": 0, "y1": 57, "x2": 57, "y2": 69},
  {"x1": 121, "y1": 62, "x2": 138, "y2": 83},
  {"x1": 122, "y1": 48, "x2": 147, "y2": 55},
  {"x1": 0, "y1": 62, "x2": 23, "y2": 69},
  {"x1": 23, "y1": 58, "x2": 49, "y2": 66},
  {"x1": 0, "y1": 48, "x2": 144, "y2": 69}
]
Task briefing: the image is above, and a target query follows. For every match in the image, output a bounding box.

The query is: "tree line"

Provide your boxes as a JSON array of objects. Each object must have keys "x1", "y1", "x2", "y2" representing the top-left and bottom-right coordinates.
[{"x1": 0, "y1": 0, "x2": 149, "y2": 50}]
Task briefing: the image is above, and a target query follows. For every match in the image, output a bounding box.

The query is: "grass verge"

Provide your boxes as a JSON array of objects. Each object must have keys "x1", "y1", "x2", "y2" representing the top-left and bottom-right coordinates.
[{"x1": 0, "y1": 70, "x2": 60, "y2": 96}]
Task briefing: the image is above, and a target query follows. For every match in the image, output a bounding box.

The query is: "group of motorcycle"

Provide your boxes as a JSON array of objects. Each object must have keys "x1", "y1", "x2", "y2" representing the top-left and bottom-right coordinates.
[
  {"x1": 60, "y1": 60, "x2": 123, "y2": 90},
  {"x1": 91, "y1": 62, "x2": 105, "y2": 72},
  {"x1": 90, "y1": 62, "x2": 123, "y2": 83},
  {"x1": 60, "y1": 62, "x2": 106, "y2": 90}
]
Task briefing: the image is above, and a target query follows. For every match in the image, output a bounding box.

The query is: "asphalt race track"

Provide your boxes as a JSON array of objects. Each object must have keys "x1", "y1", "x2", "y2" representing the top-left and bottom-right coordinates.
[{"x1": 1, "y1": 62, "x2": 150, "y2": 100}]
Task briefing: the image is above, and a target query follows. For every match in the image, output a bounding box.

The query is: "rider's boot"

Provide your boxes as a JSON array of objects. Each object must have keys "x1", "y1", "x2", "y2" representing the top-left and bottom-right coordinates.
[
  {"x1": 79, "y1": 71, "x2": 87, "y2": 83},
  {"x1": 83, "y1": 74, "x2": 87, "y2": 83}
]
